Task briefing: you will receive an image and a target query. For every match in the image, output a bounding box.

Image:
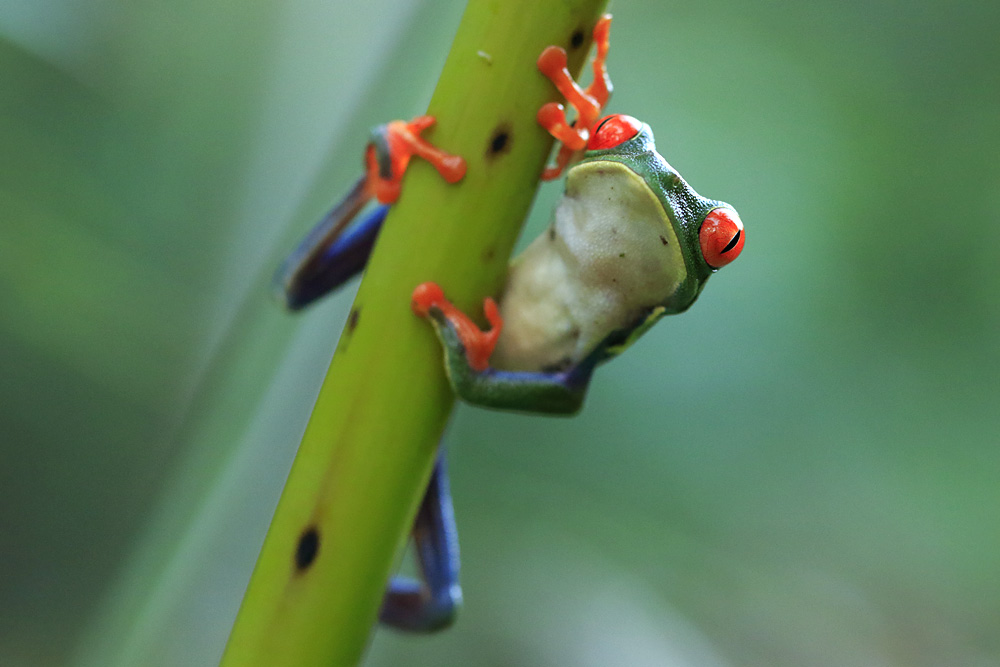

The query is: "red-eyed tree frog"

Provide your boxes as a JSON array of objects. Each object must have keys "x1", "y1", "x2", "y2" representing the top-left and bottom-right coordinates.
[{"x1": 274, "y1": 15, "x2": 744, "y2": 633}]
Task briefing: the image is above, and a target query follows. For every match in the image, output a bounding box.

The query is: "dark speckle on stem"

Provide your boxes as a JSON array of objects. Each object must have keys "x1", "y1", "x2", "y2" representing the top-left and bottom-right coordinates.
[
  {"x1": 482, "y1": 245, "x2": 496, "y2": 263},
  {"x1": 347, "y1": 307, "x2": 361, "y2": 333},
  {"x1": 660, "y1": 235, "x2": 669, "y2": 245},
  {"x1": 570, "y1": 29, "x2": 585, "y2": 49},
  {"x1": 295, "y1": 526, "x2": 320, "y2": 572},
  {"x1": 486, "y1": 123, "x2": 512, "y2": 159}
]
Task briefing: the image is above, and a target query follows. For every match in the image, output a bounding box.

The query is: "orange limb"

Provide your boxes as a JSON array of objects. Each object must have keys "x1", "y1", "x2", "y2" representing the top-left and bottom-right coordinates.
[
  {"x1": 537, "y1": 102, "x2": 586, "y2": 150},
  {"x1": 536, "y1": 14, "x2": 614, "y2": 180},
  {"x1": 411, "y1": 282, "x2": 502, "y2": 372},
  {"x1": 365, "y1": 116, "x2": 467, "y2": 204},
  {"x1": 541, "y1": 144, "x2": 578, "y2": 182},
  {"x1": 585, "y1": 15, "x2": 613, "y2": 108}
]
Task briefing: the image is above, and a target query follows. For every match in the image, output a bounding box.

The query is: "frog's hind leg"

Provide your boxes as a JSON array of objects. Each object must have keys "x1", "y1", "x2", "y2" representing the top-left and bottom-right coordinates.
[
  {"x1": 275, "y1": 115, "x2": 466, "y2": 311},
  {"x1": 379, "y1": 452, "x2": 462, "y2": 632},
  {"x1": 273, "y1": 179, "x2": 387, "y2": 310}
]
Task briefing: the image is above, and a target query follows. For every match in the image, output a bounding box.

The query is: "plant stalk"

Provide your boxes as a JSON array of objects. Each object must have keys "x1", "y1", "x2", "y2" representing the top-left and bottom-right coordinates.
[{"x1": 221, "y1": 1, "x2": 607, "y2": 664}]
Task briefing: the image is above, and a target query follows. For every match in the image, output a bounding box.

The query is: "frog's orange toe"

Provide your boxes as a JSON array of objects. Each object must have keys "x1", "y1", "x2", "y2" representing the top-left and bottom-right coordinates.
[
  {"x1": 411, "y1": 282, "x2": 446, "y2": 317},
  {"x1": 438, "y1": 155, "x2": 467, "y2": 183},
  {"x1": 537, "y1": 45, "x2": 568, "y2": 78}
]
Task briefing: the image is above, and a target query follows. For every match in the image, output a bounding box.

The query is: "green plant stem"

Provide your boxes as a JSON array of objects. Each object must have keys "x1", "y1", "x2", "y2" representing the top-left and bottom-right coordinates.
[{"x1": 221, "y1": 1, "x2": 606, "y2": 664}]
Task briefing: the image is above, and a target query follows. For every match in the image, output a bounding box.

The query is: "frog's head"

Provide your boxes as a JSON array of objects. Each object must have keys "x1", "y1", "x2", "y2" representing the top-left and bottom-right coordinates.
[{"x1": 582, "y1": 114, "x2": 745, "y2": 313}]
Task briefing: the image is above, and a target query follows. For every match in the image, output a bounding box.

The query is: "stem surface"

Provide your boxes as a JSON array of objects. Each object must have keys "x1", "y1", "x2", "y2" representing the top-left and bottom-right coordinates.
[{"x1": 222, "y1": 1, "x2": 607, "y2": 664}]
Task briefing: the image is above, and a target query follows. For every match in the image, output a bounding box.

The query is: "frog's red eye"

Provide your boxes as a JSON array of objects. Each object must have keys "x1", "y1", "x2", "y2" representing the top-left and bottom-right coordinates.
[
  {"x1": 699, "y1": 207, "x2": 744, "y2": 268},
  {"x1": 587, "y1": 114, "x2": 641, "y2": 150}
]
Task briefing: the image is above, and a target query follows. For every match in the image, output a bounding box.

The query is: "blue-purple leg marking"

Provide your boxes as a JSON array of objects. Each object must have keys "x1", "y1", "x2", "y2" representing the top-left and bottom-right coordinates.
[
  {"x1": 379, "y1": 453, "x2": 462, "y2": 632},
  {"x1": 274, "y1": 177, "x2": 387, "y2": 310}
]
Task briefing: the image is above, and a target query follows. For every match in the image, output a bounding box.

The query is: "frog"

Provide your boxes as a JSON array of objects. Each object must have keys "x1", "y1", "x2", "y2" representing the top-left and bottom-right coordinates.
[{"x1": 274, "y1": 15, "x2": 744, "y2": 632}]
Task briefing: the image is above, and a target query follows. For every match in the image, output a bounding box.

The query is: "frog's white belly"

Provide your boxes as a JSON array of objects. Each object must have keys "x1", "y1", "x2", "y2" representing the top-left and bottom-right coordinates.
[{"x1": 492, "y1": 161, "x2": 687, "y2": 372}]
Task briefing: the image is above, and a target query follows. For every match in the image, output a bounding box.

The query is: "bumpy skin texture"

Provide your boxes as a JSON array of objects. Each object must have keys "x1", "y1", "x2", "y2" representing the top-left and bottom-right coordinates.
[
  {"x1": 495, "y1": 147, "x2": 690, "y2": 371},
  {"x1": 415, "y1": 121, "x2": 742, "y2": 414},
  {"x1": 414, "y1": 14, "x2": 742, "y2": 410}
]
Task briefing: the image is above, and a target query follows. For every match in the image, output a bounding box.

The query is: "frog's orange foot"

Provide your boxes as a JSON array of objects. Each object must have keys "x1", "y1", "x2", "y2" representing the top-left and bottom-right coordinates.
[
  {"x1": 537, "y1": 102, "x2": 585, "y2": 151},
  {"x1": 411, "y1": 282, "x2": 502, "y2": 372},
  {"x1": 587, "y1": 15, "x2": 612, "y2": 106},
  {"x1": 536, "y1": 14, "x2": 614, "y2": 180},
  {"x1": 366, "y1": 116, "x2": 467, "y2": 204}
]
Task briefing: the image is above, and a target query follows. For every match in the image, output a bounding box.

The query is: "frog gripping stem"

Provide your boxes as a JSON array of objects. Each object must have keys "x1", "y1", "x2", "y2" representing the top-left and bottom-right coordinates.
[
  {"x1": 412, "y1": 282, "x2": 501, "y2": 372},
  {"x1": 537, "y1": 14, "x2": 613, "y2": 180},
  {"x1": 366, "y1": 116, "x2": 467, "y2": 204},
  {"x1": 411, "y1": 281, "x2": 590, "y2": 415},
  {"x1": 274, "y1": 116, "x2": 467, "y2": 311}
]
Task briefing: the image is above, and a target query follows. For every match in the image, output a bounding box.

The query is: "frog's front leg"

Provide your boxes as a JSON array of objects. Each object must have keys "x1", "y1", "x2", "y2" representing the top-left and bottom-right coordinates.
[
  {"x1": 379, "y1": 452, "x2": 461, "y2": 632},
  {"x1": 537, "y1": 14, "x2": 613, "y2": 180},
  {"x1": 366, "y1": 116, "x2": 466, "y2": 205},
  {"x1": 411, "y1": 283, "x2": 594, "y2": 415}
]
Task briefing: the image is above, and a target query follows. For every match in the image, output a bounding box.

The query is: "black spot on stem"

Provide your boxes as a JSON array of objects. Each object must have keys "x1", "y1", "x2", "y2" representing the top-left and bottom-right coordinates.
[
  {"x1": 486, "y1": 124, "x2": 512, "y2": 158},
  {"x1": 347, "y1": 307, "x2": 360, "y2": 332},
  {"x1": 570, "y1": 29, "x2": 585, "y2": 49},
  {"x1": 295, "y1": 526, "x2": 320, "y2": 571}
]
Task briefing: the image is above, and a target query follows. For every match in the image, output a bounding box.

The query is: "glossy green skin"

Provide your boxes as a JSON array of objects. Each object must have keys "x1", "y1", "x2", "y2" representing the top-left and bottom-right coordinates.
[
  {"x1": 562, "y1": 121, "x2": 738, "y2": 365},
  {"x1": 426, "y1": 120, "x2": 738, "y2": 414},
  {"x1": 583, "y1": 121, "x2": 732, "y2": 317}
]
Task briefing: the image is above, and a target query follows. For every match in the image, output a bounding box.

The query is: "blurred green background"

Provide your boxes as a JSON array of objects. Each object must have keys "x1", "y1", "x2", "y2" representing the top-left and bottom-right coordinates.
[{"x1": 2, "y1": 0, "x2": 999, "y2": 664}]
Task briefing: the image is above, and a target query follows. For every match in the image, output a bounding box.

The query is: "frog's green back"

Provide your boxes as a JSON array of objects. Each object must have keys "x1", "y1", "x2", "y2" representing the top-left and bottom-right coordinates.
[{"x1": 579, "y1": 123, "x2": 734, "y2": 313}]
